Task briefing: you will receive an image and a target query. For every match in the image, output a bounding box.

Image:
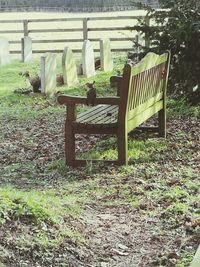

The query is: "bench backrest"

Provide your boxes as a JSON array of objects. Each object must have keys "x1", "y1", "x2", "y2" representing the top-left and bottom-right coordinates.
[{"x1": 118, "y1": 52, "x2": 170, "y2": 131}]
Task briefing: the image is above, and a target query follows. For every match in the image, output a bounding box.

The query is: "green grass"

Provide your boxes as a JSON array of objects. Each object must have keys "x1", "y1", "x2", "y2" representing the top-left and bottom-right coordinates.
[
  {"x1": 0, "y1": 186, "x2": 85, "y2": 236},
  {"x1": 168, "y1": 97, "x2": 200, "y2": 119},
  {"x1": 0, "y1": 187, "x2": 83, "y2": 225},
  {"x1": 0, "y1": 59, "x2": 40, "y2": 96},
  {"x1": 176, "y1": 250, "x2": 198, "y2": 267},
  {"x1": 0, "y1": 58, "x2": 199, "y2": 266},
  {"x1": 0, "y1": 54, "x2": 125, "y2": 121},
  {"x1": 0, "y1": 186, "x2": 85, "y2": 264},
  {"x1": 78, "y1": 136, "x2": 167, "y2": 163}
]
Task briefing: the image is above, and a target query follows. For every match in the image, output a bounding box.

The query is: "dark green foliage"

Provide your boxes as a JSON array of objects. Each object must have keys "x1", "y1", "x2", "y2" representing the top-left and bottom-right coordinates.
[{"x1": 134, "y1": 0, "x2": 200, "y2": 104}]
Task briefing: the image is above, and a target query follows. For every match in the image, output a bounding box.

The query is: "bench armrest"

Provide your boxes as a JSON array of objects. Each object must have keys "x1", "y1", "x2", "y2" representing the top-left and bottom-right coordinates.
[
  {"x1": 94, "y1": 97, "x2": 120, "y2": 105},
  {"x1": 57, "y1": 94, "x2": 120, "y2": 106},
  {"x1": 57, "y1": 95, "x2": 87, "y2": 105}
]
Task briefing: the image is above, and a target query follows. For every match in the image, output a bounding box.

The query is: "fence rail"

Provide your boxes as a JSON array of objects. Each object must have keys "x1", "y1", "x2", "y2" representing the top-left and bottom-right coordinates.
[{"x1": 0, "y1": 15, "x2": 150, "y2": 55}]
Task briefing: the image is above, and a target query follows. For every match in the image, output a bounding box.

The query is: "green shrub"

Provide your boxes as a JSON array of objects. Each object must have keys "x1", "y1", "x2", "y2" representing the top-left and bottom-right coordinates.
[{"x1": 132, "y1": 0, "x2": 200, "y2": 104}]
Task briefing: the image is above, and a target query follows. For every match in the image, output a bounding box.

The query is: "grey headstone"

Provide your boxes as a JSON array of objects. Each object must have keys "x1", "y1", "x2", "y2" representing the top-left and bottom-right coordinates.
[
  {"x1": 21, "y1": 36, "x2": 32, "y2": 62},
  {"x1": 0, "y1": 37, "x2": 10, "y2": 66},
  {"x1": 40, "y1": 53, "x2": 57, "y2": 95},
  {"x1": 82, "y1": 40, "x2": 95, "y2": 78},
  {"x1": 62, "y1": 47, "x2": 78, "y2": 87},
  {"x1": 100, "y1": 39, "x2": 113, "y2": 72}
]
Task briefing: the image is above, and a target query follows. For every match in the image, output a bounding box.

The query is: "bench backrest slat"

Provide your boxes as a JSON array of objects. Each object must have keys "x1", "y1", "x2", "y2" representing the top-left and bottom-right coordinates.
[{"x1": 119, "y1": 52, "x2": 170, "y2": 125}]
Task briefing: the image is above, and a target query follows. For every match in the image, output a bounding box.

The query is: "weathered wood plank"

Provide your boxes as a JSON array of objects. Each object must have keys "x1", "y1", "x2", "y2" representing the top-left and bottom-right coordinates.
[
  {"x1": 77, "y1": 105, "x2": 107, "y2": 121},
  {"x1": 77, "y1": 105, "x2": 118, "y2": 124},
  {"x1": 88, "y1": 16, "x2": 142, "y2": 21},
  {"x1": 10, "y1": 41, "x2": 21, "y2": 44},
  {"x1": 29, "y1": 28, "x2": 82, "y2": 33},
  {"x1": 127, "y1": 100, "x2": 163, "y2": 133},
  {"x1": 32, "y1": 39, "x2": 83, "y2": 43},
  {"x1": 0, "y1": 19, "x2": 23, "y2": 23},
  {"x1": 28, "y1": 18, "x2": 83, "y2": 23},
  {"x1": 77, "y1": 105, "x2": 113, "y2": 122},
  {"x1": 88, "y1": 27, "x2": 135, "y2": 31},
  {"x1": 132, "y1": 53, "x2": 168, "y2": 76},
  {"x1": 23, "y1": 20, "x2": 29, "y2": 36},
  {"x1": 83, "y1": 18, "x2": 88, "y2": 40},
  {"x1": 128, "y1": 92, "x2": 163, "y2": 120},
  {"x1": 92, "y1": 107, "x2": 118, "y2": 124},
  {"x1": 0, "y1": 30, "x2": 23, "y2": 33},
  {"x1": 33, "y1": 37, "x2": 131, "y2": 43},
  {"x1": 8, "y1": 48, "x2": 143, "y2": 55},
  {"x1": 58, "y1": 95, "x2": 120, "y2": 106},
  {"x1": 10, "y1": 38, "x2": 132, "y2": 45}
]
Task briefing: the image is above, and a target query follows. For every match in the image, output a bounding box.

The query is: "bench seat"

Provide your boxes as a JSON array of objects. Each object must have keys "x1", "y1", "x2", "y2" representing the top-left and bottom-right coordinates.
[
  {"x1": 76, "y1": 104, "x2": 118, "y2": 124},
  {"x1": 74, "y1": 104, "x2": 118, "y2": 134}
]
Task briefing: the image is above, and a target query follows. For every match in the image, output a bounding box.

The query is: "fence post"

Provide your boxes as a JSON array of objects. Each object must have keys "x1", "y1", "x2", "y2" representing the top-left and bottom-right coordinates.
[
  {"x1": 83, "y1": 18, "x2": 88, "y2": 40},
  {"x1": 145, "y1": 16, "x2": 150, "y2": 48},
  {"x1": 23, "y1": 20, "x2": 29, "y2": 36},
  {"x1": 135, "y1": 34, "x2": 139, "y2": 54}
]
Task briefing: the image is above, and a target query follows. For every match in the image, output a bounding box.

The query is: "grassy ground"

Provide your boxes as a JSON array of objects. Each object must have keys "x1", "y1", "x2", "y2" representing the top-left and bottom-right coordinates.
[{"x1": 0, "y1": 57, "x2": 199, "y2": 267}]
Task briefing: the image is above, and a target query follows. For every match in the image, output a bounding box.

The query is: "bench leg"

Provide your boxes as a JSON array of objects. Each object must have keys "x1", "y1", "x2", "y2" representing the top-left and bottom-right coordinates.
[
  {"x1": 65, "y1": 122, "x2": 75, "y2": 167},
  {"x1": 117, "y1": 130, "x2": 128, "y2": 165},
  {"x1": 158, "y1": 108, "x2": 166, "y2": 138}
]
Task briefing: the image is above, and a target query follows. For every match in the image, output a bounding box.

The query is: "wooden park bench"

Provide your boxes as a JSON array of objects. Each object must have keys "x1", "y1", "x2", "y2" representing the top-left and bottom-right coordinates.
[{"x1": 57, "y1": 51, "x2": 171, "y2": 167}]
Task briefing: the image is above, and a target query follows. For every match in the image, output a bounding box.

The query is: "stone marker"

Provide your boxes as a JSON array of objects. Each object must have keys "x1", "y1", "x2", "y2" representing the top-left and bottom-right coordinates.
[
  {"x1": 40, "y1": 53, "x2": 57, "y2": 95},
  {"x1": 62, "y1": 47, "x2": 78, "y2": 87},
  {"x1": 21, "y1": 36, "x2": 32, "y2": 62},
  {"x1": 100, "y1": 39, "x2": 113, "y2": 72},
  {"x1": 0, "y1": 37, "x2": 10, "y2": 66},
  {"x1": 82, "y1": 40, "x2": 95, "y2": 78}
]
